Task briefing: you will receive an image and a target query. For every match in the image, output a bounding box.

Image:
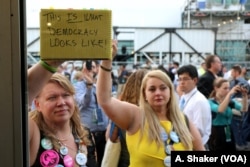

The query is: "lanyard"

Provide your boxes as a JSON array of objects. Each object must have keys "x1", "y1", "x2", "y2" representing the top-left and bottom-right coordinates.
[
  {"x1": 181, "y1": 90, "x2": 197, "y2": 110},
  {"x1": 160, "y1": 126, "x2": 179, "y2": 146}
]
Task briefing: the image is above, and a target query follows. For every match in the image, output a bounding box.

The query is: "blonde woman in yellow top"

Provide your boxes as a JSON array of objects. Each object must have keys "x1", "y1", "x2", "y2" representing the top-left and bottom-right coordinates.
[{"x1": 96, "y1": 41, "x2": 204, "y2": 167}]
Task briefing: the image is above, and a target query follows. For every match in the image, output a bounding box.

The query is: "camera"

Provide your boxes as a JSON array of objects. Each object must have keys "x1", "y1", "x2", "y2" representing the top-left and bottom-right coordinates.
[
  {"x1": 86, "y1": 60, "x2": 92, "y2": 71},
  {"x1": 235, "y1": 81, "x2": 250, "y2": 96},
  {"x1": 239, "y1": 82, "x2": 250, "y2": 92},
  {"x1": 233, "y1": 80, "x2": 250, "y2": 98}
]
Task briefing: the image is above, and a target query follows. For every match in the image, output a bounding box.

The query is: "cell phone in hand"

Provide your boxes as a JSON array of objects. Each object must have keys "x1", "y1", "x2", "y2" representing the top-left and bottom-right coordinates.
[{"x1": 86, "y1": 60, "x2": 92, "y2": 71}]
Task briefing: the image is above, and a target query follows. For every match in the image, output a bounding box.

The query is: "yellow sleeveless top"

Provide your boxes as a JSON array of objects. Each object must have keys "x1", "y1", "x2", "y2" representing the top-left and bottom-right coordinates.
[{"x1": 126, "y1": 121, "x2": 188, "y2": 167}]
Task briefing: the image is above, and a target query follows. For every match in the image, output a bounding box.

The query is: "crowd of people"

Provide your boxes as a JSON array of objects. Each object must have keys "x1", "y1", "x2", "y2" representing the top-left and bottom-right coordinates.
[{"x1": 27, "y1": 40, "x2": 250, "y2": 167}]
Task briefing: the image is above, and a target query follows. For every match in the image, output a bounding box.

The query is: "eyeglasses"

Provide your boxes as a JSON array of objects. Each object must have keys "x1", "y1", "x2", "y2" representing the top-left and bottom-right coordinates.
[{"x1": 177, "y1": 78, "x2": 192, "y2": 82}]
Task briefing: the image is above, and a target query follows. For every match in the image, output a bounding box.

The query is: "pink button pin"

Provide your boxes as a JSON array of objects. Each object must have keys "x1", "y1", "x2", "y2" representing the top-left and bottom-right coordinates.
[
  {"x1": 63, "y1": 155, "x2": 74, "y2": 167},
  {"x1": 40, "y1": 150, "x2": 59, "y2": 167}
]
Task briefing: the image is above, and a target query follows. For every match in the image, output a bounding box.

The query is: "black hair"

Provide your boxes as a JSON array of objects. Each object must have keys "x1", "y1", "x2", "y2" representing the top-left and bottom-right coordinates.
[
  {"x1": 231, "y1": 65, "x2": 242, "y2": 74},
  {"x1": 173, "y1": 61, "x2": 179, "y2": 67},
  {"x1": 177, "y1": 64, "x2": 198, "y2": 79}
]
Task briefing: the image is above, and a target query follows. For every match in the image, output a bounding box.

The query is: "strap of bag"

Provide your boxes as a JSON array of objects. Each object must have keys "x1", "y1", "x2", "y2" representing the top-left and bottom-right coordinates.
[{"x1": 110, "y1": 121, "x2": 122, "y2": 142}]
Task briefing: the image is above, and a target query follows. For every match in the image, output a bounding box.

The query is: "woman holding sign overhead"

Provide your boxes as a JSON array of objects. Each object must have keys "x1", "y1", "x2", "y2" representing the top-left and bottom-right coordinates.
[
  {"x1": 97, "y1": 41, "x2": 204, "y2": 167},
  {"x1": 28, "y1": 60, "x2": 98, "y2": 167}
]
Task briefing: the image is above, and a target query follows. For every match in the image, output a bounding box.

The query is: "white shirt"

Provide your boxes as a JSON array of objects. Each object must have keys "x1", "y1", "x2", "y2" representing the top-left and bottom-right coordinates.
[
  {"x1": 180, "y1": 87, "x2": 211, "y2": 145},
  {"x1": 223, "y1": 70, "x2": 232, "y2": 80}
]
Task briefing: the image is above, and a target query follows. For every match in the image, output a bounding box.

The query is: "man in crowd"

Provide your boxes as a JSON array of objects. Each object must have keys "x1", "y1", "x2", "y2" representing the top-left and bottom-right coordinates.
[
  {"x1": 177, "y1": 64, "x2": 211, "y2": 149},
  {"x1": 197, "y1": 55, "x2": 222, "y2": 98}
]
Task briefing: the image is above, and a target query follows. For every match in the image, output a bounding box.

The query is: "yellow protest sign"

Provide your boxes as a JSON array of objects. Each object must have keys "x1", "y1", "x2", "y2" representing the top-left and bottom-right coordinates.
[{"x1": 40, "y1": 9, "x2": 112, "y2": 60}]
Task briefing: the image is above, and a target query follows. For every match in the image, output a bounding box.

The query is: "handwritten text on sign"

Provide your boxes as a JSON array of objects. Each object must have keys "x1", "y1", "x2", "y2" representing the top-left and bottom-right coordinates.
[{"x1": 40, "y1": 9, "x2": 112, "y2": 60}]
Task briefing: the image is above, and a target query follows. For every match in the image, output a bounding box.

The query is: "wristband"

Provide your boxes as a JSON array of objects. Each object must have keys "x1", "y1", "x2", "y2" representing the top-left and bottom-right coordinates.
[
  {"x1": 86, "y1": 83, "x2": 93, "y2": 86},
  {"x1": 39, "y1": 60, "x2": 57, "y2": 73},
  {"x1": 100, "y1": 65, "x2": 112, "y2": 72}
]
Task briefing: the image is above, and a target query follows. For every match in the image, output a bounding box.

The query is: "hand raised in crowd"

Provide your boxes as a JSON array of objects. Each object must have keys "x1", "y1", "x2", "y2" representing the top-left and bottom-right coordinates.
[
  {"x1": 82, "y1": 66, "x2": 95, "y2": 83},
  {"x1": 231, "y1": 84, "x2": 248, "y2": 96},
  {"x1": 111, "y1": 39, "x2": 118, "y2": 59},
  {"x1": 28, "y1": 60, "x2": 65, "y2": 105}
]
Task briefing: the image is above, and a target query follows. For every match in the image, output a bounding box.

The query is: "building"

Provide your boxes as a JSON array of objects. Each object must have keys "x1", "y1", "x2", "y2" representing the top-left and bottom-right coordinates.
[
  {"x1": 182, "y1": 0, "x2": 250, "y2": 67},
  {"x1": 26, "y1": 0, "x2": 250, "y2": 69}
]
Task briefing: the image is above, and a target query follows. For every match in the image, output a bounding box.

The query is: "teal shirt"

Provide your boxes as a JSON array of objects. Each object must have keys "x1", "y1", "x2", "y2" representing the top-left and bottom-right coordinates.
[{"x1": 208, "y1": 99, "x2": 242, "y2": 126}]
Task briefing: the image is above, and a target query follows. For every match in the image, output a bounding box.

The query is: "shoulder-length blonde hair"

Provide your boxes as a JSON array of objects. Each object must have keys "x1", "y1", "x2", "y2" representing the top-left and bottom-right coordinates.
[
  {"x1": 139, "y1": 70, "x2": 193, "y2": 149},
  {"x1": 29, "y1": 73, "x2": 91, "y2": 151}
]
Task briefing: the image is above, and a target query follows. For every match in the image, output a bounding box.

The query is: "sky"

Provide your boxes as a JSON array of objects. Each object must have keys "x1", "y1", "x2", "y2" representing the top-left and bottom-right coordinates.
[{"x1": 26, "y1": 0, "x2": 187, "y2": 28}]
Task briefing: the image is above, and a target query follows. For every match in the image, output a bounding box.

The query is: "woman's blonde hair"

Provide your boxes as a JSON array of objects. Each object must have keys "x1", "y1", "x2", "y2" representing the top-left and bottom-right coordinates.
[
  {"x1": 139, "y1": 70, "x2": 193, "y2": 149},
  {"x1": 120, "y1": 69, "x2": 148, "y2": 105},
  {"x1": 29, "y1": 73, "x2": 91, "y2": 151}
]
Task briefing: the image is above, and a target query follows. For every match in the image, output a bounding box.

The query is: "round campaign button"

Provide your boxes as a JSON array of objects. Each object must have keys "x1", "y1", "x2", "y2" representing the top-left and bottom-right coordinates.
[
  {"x1": 164, "y1": 156, "x2": 171, "y2": 167},
  {"x1": 59, "y1": 145, "x2": 68, "y2": 155},
  {"x1": 63, "y1": 155, "x2": 74, "y2": 167},
  {"x1": 75, "y1": 138, "x2": 81, "y2": 144},
  {"x1": 75, "y1": 153, "x2": 87, "y2": 165},
  {"x1": 170, "y1": 131, "x2": 179, "y2": 143},
  {"x1": 55, "y1": 165, "x2": 64, "y2": 167},
  {"x1": 161, "y1": 132, "x2": 168, "y2": 141},
  {"x1": 41, "y1": 138, "x2": 53, "y2": 150},
  {"x1": 165, "y1": 145, "x2": 172, "y2": 155},
  {"x1": 40, "y1": 150, "x2": 59, "y2": 167}
]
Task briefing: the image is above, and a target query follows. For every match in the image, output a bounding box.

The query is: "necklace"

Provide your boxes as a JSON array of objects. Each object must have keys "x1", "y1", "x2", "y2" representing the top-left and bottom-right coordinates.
[
  {"x1": 59, "y1": 141, "x2": 76, "y2": 152},
  {"x1": 40, "y1": 133, "x2": 87, "y2": 167},
  {"x1": 58, "y1": 135, "x2": 87, "y2": 166},
  {"x1": 56, "y1": 133, "x2": 72, "y2": 142},
  {"x1": 160, "y1": 126, "x2": 180, "y2": 167}
]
